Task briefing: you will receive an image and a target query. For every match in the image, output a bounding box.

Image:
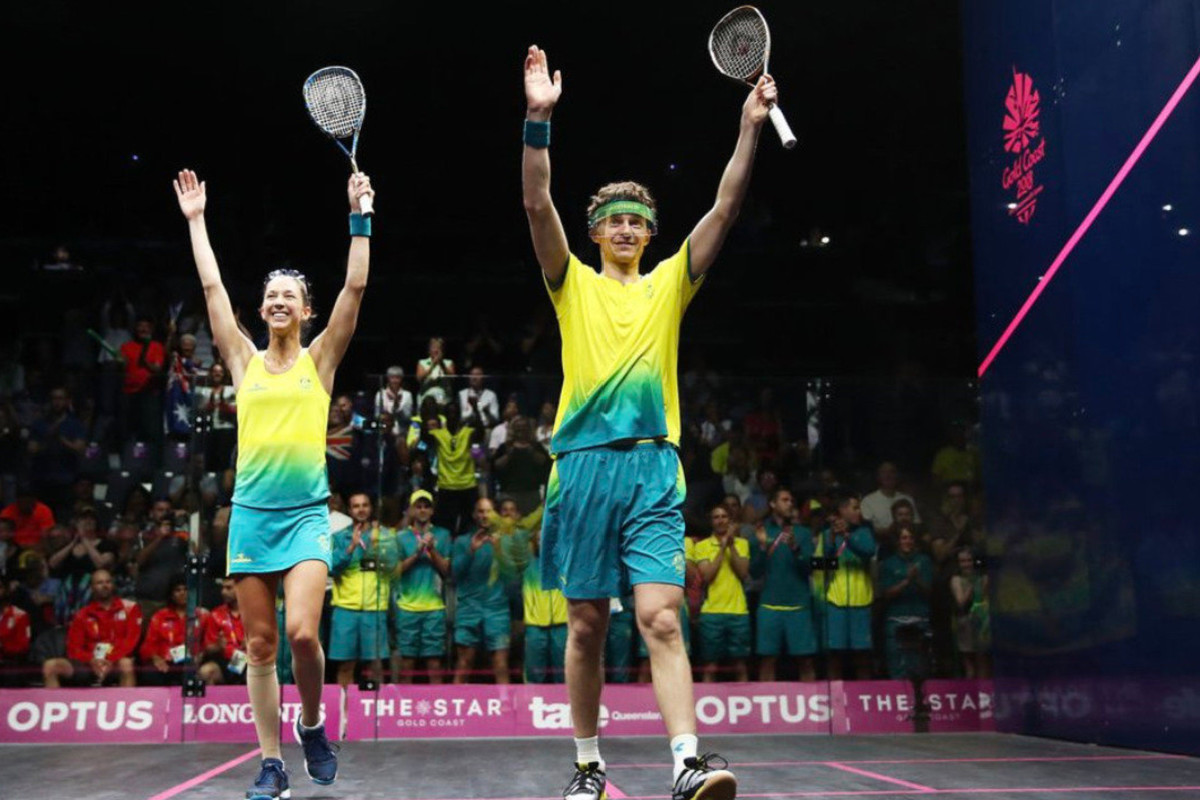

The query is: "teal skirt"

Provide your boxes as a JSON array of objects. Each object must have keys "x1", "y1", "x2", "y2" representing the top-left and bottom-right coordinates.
[{"x1": 228, "y1": 500, "x2": 333, "y2": 575}]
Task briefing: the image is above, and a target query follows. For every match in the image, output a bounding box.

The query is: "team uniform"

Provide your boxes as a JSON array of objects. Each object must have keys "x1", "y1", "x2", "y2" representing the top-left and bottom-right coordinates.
[
  {"x1": 64, "y1": 597, "x2": 142, "y2": 685},
  {"x1": 0, "y1": 604, "x2": 32, "y2": 684},
  {"x1": 330, "y1": 523, "x2": 399, "y2": 662},
  {"x1": 635, "y1": 536, "x2": 695, "y2": 658},
  {"x1": 521, "y1": 547, "x2": 568, "y2": 683},
  {"x1": 141, "y1": 606, "x2": 209, "y2": 684},
  {"x1": 816, "y1": 525, "x2": 877, "y2": 651},
  {"x1": 693, "y1": 536, "x2": 752, "y2": 662},
  {"x1": 428, "y1": 425, "x2": 479, "y2": 534},
  {"x1": 880, "y1": 549, "x2": 934, "y2": 678},
  {"x1": 541, "y1": 241, "x2": 703, "y2": 598},
  {"x1": 452, "y1": 533, "x2": 511, "y2": 652},
  {"x1": 227, "y1": 350, "x2": 332, "y2": 575},
  {"x1": 393, "y1": 526, "x2": 451, "y2": 658},
  {"x1": 200, "y1": 604, "x2": 247, "y2": 682},
  {"x1": 750, "y1": 523, "x2": 817, "y2": 658}
]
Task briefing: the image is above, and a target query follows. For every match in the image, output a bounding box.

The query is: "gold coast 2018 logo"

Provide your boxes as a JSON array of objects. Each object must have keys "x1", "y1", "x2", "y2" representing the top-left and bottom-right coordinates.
[{"x1": 1001, "y1": 67, "x2": 1046, "y2": 224}]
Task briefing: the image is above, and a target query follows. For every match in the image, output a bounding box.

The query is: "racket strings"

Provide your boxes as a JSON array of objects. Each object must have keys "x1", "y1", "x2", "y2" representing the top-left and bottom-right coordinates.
[
  {"x1": 304, "y1": 70, "x2": 366, "y2": 139},
  {"x1": 711, "y1": 9, "x2": 768, "y2": 81}
]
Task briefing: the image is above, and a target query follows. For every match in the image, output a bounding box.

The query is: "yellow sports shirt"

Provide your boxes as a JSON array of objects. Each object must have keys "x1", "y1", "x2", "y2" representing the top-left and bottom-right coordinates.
[
  {"x1": 545, "y1": 241, "x2": 703, "y2": 454},
  {"x1": 694, "y1": 535, "x2": 750, "y2": 615}
]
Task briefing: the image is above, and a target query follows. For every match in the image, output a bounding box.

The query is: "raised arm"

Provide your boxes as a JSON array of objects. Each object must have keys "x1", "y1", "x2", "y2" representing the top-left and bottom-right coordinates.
[
  {"x1": 688, "y1": 75, "x2": 778, "y2": 279},
  {"x1": 174, "y1": 170, "x2": 255, "y2": 386},
  {"x1": 522, "y1": 45, "x2": 570, "y2": 286},
  {"x1": 311, "y1": 174, "x2": 374, "y2": 393}
]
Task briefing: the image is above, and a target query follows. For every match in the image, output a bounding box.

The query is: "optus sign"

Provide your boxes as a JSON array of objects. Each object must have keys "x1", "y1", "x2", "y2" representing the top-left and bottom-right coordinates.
[{"x1": 1001, "y1": 66, "x2": 1047, "y2": 224}]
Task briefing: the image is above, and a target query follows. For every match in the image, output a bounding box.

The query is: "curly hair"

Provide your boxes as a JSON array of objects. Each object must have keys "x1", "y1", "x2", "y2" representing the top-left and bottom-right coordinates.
[{"x1": 586, "y1": 181, "x2": 657, "y2": 230}]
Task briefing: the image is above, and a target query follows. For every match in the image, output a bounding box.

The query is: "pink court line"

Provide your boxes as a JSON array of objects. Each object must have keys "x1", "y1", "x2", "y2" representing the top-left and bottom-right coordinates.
[
  {"x1": 824, "y1": 762, "x2": 935, "y2": 793},
  {"x1": 607, "y1": 754, "x2": 1187, "y2": 769},
  {"x1": 145, "y1": 746, "x2": 261, "y2": 800},
  {"x1": 376, "y1": 790, "x2": 1200, "y2": 800},
  {"x1": 607, "y1": 779, "x2": 631, "y2": 799},
  {"x1": 977, "y1": 50, "x2": 1200, "y2": 379}
]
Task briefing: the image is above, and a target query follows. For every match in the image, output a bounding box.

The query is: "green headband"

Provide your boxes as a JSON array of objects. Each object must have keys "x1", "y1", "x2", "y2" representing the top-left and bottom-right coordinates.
[{"x1": 588, "y1": 200, "x2": 657, "y2": 231}]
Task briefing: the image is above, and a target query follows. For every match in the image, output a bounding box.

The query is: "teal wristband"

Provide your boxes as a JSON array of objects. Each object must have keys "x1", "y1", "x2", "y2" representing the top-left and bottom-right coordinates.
[
  {"x1": 523, "y1": 119, "x2": 550, "y2": 148},
  {"x1": 349, "y1": 212, "x2": 371, "y2": 238}
]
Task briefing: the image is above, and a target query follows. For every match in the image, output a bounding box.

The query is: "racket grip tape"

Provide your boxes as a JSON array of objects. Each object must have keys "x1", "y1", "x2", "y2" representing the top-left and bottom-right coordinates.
[
  {"x1": 359, "y1": 193, "x2": 374, "y2": 217},
  {"x1": 768, "y1": 105, "x2": 797, "y2": 150}
]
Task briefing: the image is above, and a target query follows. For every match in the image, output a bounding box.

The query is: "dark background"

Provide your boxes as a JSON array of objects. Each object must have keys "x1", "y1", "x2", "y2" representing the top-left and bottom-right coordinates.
[
  {"x1": 1, "y1": 1, "x2": 974, "y2": 386},
  {"x1": 964, "y1": 0, "x2": 1200, "y2": 755}
]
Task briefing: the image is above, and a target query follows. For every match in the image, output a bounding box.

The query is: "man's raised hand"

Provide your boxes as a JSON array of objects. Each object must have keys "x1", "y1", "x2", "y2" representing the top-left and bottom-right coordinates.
[{"x1": 524, "y1": 45, "x2": 562, "y2": 121}]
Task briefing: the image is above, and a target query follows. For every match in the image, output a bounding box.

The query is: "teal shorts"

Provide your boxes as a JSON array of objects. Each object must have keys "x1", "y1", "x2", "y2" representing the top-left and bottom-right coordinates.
[
  {"x1": 756, "y1": 606, "x2": 817, "y2": 656},
  {"x1": 395, "y1": 608, "x2": 447, "y2": 658},
  {"x1": 329, "y1": 607, "x2": 389, "y2": 661},
  {"x1": 825, "y1": 604, "x2": 872, "y2": 651},
  {"x1": 637, "y1": 604, "x2": 691, "y2": 657},
  {"x1": 228, "y1": 500, "x2": 332, "y2": 574},
  {"x1": 541, "y1": 442, "x2": 686, "y2": 599},
  {"x1": 524, "y1": 624, "x2": 568, "y2": 683},
  {"x1": 698, "y1": 613, "x2": 751, "y2": 661},
  {"x1": 454, "y1": 602, "x2": 511, "y2": 651}
]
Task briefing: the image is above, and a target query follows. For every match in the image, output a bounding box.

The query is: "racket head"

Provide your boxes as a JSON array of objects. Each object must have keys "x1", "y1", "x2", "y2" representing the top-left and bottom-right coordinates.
[
  {"x1": 709, "y1": 5, "x2": 771, "y2": 85},
  {"x1": 303, "y1": 66, "x2": 367, "y2": 140}
]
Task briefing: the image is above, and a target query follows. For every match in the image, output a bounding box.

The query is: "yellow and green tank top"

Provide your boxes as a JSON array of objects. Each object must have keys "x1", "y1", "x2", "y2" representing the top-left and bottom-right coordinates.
[{"x1": 232, "y1": 350, "x2": 330, "y2": 509}]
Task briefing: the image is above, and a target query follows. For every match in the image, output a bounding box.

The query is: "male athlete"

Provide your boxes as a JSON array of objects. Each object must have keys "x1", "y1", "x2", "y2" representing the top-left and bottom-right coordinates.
[{"x1": 521, "y1": 44, "x2": 779, "y2": 800}]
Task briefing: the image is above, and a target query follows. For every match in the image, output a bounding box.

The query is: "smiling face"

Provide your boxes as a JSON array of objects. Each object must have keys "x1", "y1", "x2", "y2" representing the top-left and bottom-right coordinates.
[
  {"x1": 591, "y1": 213, "x2": 652, "y2": 268},
  {"x1": 260, "y1": 275, "x2": 311, "y2": 336}
]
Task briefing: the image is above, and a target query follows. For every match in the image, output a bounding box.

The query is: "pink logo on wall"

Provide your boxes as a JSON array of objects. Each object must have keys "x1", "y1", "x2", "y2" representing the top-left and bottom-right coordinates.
[
  {"x1": 180, "y1": 684, "x2": 341, "y2": 743},
  {"x1": 0, "y1": 687, "x2": 178, "y2": 744},
  {"x1": 1001, "y1": 67, "x2": 1047, "y2": 224},
  {"x1": 831, "y1": 680, "x2": 995, "y2": 734}
]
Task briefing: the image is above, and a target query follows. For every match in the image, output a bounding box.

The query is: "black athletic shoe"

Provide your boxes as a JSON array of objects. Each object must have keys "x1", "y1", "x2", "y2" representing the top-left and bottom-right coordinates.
[
  {"x1": 672, "y1": 753, "x2": 737, "y2": 800},
  {"x1": 563, "y1": 761, "x2": 608, "y2": 800}
]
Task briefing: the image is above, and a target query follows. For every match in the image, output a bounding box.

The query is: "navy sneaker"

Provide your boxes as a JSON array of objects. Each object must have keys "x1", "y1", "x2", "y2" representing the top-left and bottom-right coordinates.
[
  {"x1": 246, "y1": 758, "x2": 290, "y2": 800},
  {"x1": 293, "y1": 714, "x2": 339, "y2": 785}
]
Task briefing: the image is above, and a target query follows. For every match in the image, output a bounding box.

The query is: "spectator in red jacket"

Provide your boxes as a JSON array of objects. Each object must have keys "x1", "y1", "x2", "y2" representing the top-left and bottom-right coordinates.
[
  {"x1": 0, "y1": 579, "x2": 32, "y2": 686},
  {"x1": 198, "y1": 576, "x2": 246, "y2": 684},
  {"x1": 43, "y1": 569, "x2": 141, "y2": 687},
  {"x1": 140, "y1": 576, "x2": 207, "y2": 685},
  {"x1": 0, "y1": 488, "x2": 56, "y2": 550},
  {"x1": 119, "y1": 316, "x2": 166, "y2": 448}
]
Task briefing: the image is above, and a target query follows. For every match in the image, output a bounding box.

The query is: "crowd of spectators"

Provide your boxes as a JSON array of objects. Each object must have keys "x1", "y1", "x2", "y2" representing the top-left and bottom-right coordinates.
[{"x1": 0, "y1": 292, "x2": 991, "y2": 687}]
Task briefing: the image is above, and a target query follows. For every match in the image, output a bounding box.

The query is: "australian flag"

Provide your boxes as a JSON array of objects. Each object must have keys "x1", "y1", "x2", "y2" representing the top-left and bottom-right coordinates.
[{"x1": 165, "y1": 355, "x2": 196, "y2": 436}]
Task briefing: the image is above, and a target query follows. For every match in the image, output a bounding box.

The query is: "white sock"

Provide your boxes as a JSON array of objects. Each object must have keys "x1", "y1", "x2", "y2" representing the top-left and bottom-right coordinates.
[
  {"x1": 671, "y1": 734, "x2": 699, "y2": 779},
  {"x1": 575, "y1": 735, "x2": 605, "y2": 770}
]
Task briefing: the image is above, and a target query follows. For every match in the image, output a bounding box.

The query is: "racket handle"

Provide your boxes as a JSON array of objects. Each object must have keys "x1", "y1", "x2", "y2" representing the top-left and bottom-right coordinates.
[
  {"x1": 768, "y1": 105, "x2": 797, "y2": 150},
  {"x1": 359, "y1": 193, "x2": 374, "y2": 217}
]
